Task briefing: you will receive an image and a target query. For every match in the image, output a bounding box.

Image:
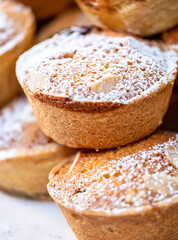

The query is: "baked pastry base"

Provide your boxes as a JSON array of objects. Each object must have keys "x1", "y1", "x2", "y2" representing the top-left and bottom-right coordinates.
[
  {"x1": 0, "y1": 153, "x2": 73, "y2": 200},
  {"x1": 48, "y1": 131, "x2": 178, "y2": 239},
  {"x1": 0, "y1": 185, "x2": 51, "y2": 201},
  {"x1": 27, "y1": 82, "x2": 173, "y2": 149},
  {"x1": 58, "y1": 198, "x2": 178, "y2": 240}
]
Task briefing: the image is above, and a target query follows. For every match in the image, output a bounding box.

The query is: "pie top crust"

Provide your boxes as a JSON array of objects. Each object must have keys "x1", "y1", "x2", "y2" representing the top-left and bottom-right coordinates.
[
  {"x1": 48, "y1": 131, "x2": 178, "y2": 215},
  {"x1": 0, "y1": 0, "x2": 34, "y2": 56},
  {"x1": 0, "y1": 97, "x2": 66, "y2": 161},
  {"x1": 16, "y1": 27, "x2": 178, "y2": 112}
]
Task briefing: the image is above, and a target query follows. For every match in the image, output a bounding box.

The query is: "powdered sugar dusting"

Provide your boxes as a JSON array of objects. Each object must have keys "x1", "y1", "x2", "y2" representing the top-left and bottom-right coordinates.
[
  {"x1": 165, "y1": 145, "x2": 178, "y2": 168},
  {"x1": 17, "y1": 28, "x2": 178, "y2": 105},
  {"x1": 49, "y1": 132, "x2": 178, "y2": 214},
  {"x1": 0, "y1": 11, "x2": 23, "y2": 55},
  {"x1": 0, "y1": 97, "x2": 52, "y2": 155},
  {"x1": 0, "y1": 11, "x2": 15, "y2": 45}
]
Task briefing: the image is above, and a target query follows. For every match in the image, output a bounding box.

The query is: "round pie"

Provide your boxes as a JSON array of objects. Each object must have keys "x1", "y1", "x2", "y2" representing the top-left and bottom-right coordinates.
[
  {"x1": 48, "y1": 131, "x2": 178, "y2": 240},
  {"x1": 16, "y1": 26, "x2": 178, "y2": 149},
  {"x1": 0, "y1": 0, "x2": 35, "y2": 107},
  {"x1": 0, "y1": 96, "x2": 75, "y2": 200},
  {"x1": 76, "y1": 0, "x2": 178, "y2": 37}
]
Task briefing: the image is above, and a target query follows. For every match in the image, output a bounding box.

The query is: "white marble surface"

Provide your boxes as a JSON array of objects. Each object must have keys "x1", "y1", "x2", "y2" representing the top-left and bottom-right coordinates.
[{"x1": 0, "y1": 191, "x2": 77, "y2": 240}]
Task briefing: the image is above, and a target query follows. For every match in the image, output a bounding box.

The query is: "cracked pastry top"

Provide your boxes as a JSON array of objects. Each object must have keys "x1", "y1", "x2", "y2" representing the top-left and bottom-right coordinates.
[
  {"x1": 16, "y1": 26, "x2": 178, "y2": 113},
  {"x1": 48, "y1": 131, "x2": 178, "y2": 215}
]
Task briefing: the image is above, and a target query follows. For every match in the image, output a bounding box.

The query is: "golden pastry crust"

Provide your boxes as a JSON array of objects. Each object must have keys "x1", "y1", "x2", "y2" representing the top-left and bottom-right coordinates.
[
  {"x1": 16, "y1": 0, "x2": 73, "y2": 21},
  {"x1": 0, "y1": 96, "x2": 76, "y2": 200},
  {"x1": 36, "y1": 7, "x2": 90, "y2": 43},
  {"x1": 16, "y1": 27, "x2": 178, "y2": 149},
  {"x1": 48, "y1": 131, "x2": 178, "y2": 240},
  {"x1": 0, "y1": 0, "x2": 35, "y2": 107},
  {"x1": 76, "y1": 0, "x2": 178, "y2": 37}
]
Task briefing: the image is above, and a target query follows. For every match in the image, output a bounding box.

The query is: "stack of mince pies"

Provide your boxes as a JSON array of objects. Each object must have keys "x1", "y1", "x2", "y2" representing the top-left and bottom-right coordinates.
[{"x1": 1, "y1": 0, "x2": 178, "y2": 239}]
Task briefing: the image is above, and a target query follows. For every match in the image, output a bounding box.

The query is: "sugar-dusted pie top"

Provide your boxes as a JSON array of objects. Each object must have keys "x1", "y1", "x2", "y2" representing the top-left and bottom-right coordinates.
[
  {"x1": 0, "y1": 10, "x2": 23, "y2": 55},
  {"x1": 0, "y1": 12, "x2": 18, "y2": 47},
  {"x1": 0, "y1": 96, "x2": 62, "y2": 161},
  {"x1": 48, "y1": 131, "x2": 178, "y2": 214},
  {"x1": 0, "y1": 0, "x2": 34, "y2": 56},
  {"x1": 17, "y1": 27, "x2": 178, "y2": 112}
]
